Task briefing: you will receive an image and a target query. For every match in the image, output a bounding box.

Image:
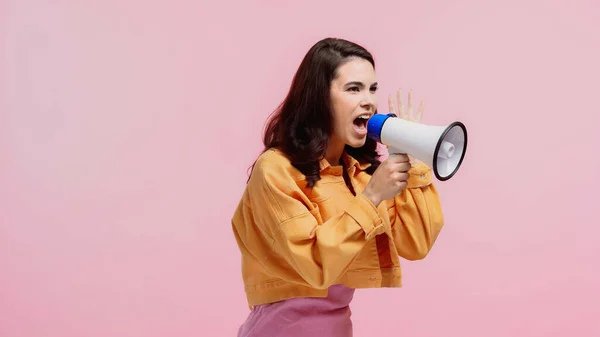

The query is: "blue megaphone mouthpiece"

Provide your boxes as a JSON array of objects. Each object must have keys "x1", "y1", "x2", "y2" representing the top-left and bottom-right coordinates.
[{"x1": 367, "y1": 113, "x2": 395, "y2": 143}]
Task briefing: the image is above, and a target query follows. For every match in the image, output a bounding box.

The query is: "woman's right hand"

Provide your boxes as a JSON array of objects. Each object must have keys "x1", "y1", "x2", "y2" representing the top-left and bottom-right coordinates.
[{"x1": 362, "y1": 154, "x2": 411, "y2": 207}]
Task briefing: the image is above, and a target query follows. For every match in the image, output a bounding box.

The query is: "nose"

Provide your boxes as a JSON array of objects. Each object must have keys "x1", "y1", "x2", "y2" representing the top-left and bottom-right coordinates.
[{"x1": 360, "y1": 92, "x2": 377, "y2": 110}]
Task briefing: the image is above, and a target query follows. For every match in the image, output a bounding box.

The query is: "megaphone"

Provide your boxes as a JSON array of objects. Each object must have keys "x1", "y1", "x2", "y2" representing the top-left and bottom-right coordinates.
[{"x1": 367, "y1": 113, "x2": 467, "y2": 181}]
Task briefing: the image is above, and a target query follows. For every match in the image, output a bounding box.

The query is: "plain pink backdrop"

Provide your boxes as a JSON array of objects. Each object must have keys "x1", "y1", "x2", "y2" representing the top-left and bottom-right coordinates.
[{"x1": 2, "y1": 0, "x2": 599, "y2": 336}]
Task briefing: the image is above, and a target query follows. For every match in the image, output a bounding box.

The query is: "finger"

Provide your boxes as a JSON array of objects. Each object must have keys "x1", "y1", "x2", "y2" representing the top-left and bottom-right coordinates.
[
  {"x1": 391, "y1": 172, "x2": 403, "y2": 181},
  {"x1": 388, "y1": 94, "x2": 396, "y2": 115},
  {"x1": 393, "y1": 172, "x2": 410, "y2": 182},
  {"x1": 386, "y1": 162, "x2": 397, "y2": 175},
  {"x1": 407, "y1": 89, "x2": 414, "y2": 120},
  {"x1": 389, "y1": 153, "x2": 410, "y2": 163},
  {"x1": 398, "y1": 162, "x2": 412, "y2": 172},
  {"x1": 392, "y1": 160, "x2": 411, "y2": 171},
  {"x1": 417, "y1": 99, "x2": 425, "y2": 122},
  {"x1": 395, "y1": 181, "x2": 408, "y2": 190},
  {"x1": 397, "y1": 89, "x2": 405, "y2": 118},
  {"x1": 392, "y1": 172, "x2": 410, "y2": 183}
]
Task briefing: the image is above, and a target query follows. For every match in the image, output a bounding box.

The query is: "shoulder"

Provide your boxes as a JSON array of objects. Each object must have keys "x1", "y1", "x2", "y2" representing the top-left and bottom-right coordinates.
[
  {"x1": 249, "y1": 148, "x2": 304, "y2": 190},
  {"x1": 241, "y1": 149, "x2": 312, "y2": 219},
  {"x1": 255, "y1": 148, "x2": 292, "y2": 169}
]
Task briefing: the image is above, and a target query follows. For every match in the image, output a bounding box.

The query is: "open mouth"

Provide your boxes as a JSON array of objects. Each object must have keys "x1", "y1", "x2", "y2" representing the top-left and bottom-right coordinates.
[{"x1": 353, "y1": 115, "x2": 370, "y2": 134}]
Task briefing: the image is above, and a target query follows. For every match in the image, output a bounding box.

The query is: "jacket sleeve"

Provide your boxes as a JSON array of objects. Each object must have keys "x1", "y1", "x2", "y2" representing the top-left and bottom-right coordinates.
[
  {"x1": 387, "y1": 162, "x2": 445, "y2": 260},
  {"x1": 238, "y1": 156, "x2": 386, "y2": 290}
]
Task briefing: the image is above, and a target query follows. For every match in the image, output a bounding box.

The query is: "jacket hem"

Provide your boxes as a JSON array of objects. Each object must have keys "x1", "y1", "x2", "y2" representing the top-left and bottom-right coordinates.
[{"x1": 244, "y1": 267, "x2": 403, "y2": 307}]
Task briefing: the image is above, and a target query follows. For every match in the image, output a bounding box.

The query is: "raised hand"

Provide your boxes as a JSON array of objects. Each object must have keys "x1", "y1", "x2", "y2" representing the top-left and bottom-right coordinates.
[
  {"x1": 388, "y1": 88, "x2": 425, "y2": 164},
  {"x1": 388, "y1": 88, "x2": 424, "y2": 123}
]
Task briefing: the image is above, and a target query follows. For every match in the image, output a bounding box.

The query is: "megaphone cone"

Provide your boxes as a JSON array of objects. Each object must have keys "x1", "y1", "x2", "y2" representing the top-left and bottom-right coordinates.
[{"x1": 367, "y1": 113, "x2": 468, "y2": 181}]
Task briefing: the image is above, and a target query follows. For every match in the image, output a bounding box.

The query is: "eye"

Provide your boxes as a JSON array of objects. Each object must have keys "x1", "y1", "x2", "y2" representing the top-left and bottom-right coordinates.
[
  {"x1": 370, "y1": 86, "x2": 378, "y2": 92},
  {"x1": 348, "y1": 86, "x2": 360, "y2": 92}
]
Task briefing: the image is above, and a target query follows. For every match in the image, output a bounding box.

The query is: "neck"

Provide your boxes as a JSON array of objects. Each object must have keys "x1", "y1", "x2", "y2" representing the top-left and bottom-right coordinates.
[{"x1": 325, "y1": 138, "x2": 345, "y2": 166}]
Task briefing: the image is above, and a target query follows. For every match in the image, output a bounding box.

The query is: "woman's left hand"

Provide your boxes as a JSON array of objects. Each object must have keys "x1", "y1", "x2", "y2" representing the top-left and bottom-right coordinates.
[{"x1": 388, "y1": 88, "x2": 425, "y2": 164}]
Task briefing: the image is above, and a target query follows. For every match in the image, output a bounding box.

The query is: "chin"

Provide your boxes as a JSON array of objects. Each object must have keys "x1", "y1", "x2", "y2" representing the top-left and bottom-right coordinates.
[{"x1": 346, "y1": 137, "x2": 367, "y2": 149}]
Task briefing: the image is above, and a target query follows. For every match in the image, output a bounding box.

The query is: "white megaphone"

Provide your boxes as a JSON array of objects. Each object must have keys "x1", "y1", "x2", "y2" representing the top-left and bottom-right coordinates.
[{"x1": 367, "y1": 113, "x2": 467, "y2": 181}]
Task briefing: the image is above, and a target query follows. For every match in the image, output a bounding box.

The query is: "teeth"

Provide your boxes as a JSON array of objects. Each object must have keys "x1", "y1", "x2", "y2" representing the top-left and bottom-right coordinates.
[{"x1": 358, "y1": 115, "x2": 369, "y2": 120}]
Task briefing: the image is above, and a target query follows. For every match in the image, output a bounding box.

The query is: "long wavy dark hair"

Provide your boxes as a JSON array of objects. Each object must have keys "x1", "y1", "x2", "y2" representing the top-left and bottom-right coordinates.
[{"x1": 250, "y1": 37, "x2": 382, "y2": 187}]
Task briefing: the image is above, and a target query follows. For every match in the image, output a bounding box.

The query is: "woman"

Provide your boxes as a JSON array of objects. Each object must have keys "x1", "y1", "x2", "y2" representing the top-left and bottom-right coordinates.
[{"x1": 231, "y1": 37, "x2": 445, "y2": 336}]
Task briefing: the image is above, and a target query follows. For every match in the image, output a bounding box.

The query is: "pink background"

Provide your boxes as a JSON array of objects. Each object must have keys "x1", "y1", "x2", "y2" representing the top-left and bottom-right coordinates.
[{"x1": 2, "y1": 0, "x2": 599, "y2": 336}]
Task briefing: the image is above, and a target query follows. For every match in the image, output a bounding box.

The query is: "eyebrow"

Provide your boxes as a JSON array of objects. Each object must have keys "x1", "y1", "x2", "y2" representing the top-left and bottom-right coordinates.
[{"x1": 345, "y1": 81, "x2": 378, "y2": 88}]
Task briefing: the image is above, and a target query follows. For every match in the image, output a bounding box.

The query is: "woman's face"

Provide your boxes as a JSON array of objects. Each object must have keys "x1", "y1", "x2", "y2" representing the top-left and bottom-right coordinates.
[{"x1": 329, "y1": 58, "x2": 378, "y2": 151}]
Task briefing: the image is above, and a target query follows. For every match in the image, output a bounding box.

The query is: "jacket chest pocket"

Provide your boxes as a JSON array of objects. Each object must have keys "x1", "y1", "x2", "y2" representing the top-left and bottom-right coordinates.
[
  {"x1": 307, "y1": 181, "x2": 355, "y2": 223},
  {"x1": 308, "y1": 201, "x2": 324, "y2": 225},
  {"x1": 307, "y1": 197, "x2": 335, "y2": 225}
]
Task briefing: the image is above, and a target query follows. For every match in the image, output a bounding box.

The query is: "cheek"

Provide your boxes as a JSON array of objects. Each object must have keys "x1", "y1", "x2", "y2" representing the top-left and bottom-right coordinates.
[
  {"x1": 334, "y1": 111, "x2": 348, "y2": 131},
  {"x1": 330, "y1": 93, "x2": 358, "y2": 131},
  {"x1": 331, "y1": 99, "x2": 349, "y2": 122}
]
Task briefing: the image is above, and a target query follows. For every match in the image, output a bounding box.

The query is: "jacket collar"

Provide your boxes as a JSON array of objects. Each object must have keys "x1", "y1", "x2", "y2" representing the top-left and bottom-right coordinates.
[{"x1": 318, "y1": 151, "x2": 372, "y2": 173}]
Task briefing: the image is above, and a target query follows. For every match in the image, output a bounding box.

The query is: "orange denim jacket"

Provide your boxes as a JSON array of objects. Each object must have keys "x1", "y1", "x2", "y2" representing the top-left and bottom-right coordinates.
[{"x1": 231, "y1": 148, "x2": 444, "y2": 308}]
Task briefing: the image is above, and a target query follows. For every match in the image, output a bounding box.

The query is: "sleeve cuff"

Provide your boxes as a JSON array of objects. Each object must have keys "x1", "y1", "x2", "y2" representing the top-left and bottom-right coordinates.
[
  {"x1": 406, "y1": 162, "x2": 433, "y2": 188},
  {"x1": 346, "y1": 193, "x2": 385, "y2": 240}
]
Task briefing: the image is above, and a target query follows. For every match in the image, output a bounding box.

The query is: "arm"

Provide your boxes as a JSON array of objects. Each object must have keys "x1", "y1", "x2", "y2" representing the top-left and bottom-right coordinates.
[
  {"x1": 387, "y1": 162, "x2": 444, "y2": 260},
  {"x1": 384, "y1": 88, "x2": 444, "y2": 260},
  {"x1": 235, "y1": 156, "x2": 386, "y2": 290}
]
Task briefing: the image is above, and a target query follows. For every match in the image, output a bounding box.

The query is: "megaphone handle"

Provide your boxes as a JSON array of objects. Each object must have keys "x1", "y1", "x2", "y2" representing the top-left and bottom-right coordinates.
[{"x1": 388, "y1": 146, "x2": 406, "y2": 156}]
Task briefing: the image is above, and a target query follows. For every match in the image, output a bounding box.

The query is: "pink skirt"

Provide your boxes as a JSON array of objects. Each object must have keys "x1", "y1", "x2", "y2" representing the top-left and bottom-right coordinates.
[{"x1": 237, "y1": 284, "x2": 355, "y2": 337}]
